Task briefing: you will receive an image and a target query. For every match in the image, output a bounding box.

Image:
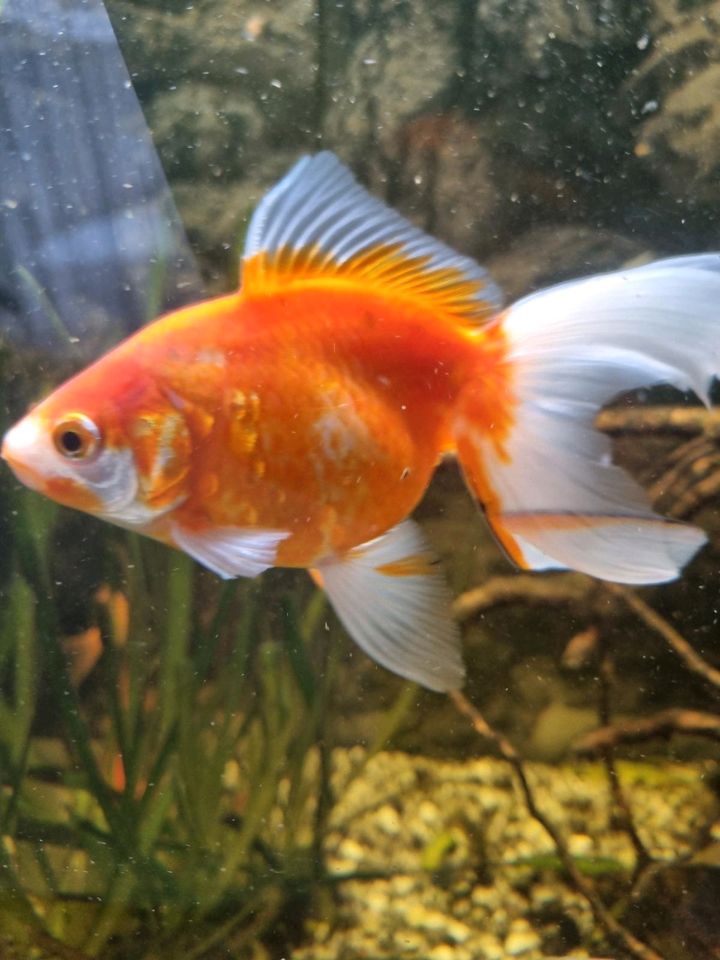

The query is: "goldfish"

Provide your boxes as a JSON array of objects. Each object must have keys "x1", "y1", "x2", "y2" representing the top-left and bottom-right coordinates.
[{"x1": 3, "y1": 153, "x2": 718, "y2": 691}]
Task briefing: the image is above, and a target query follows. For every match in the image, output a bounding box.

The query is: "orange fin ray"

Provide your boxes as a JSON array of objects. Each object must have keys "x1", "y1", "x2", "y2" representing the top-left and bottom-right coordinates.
[{"x1": 242, "y1": 152, "x2": 502, "y2": 326}]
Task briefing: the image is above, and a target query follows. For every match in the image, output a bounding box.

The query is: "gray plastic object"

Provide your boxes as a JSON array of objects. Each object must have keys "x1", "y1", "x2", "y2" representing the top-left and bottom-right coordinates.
[{"x1": 0, "y1": 0, "x2": 202, "y2": 354}]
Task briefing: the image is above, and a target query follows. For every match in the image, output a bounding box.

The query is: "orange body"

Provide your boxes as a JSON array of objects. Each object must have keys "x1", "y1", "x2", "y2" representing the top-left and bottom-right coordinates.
[{"x1": 48, "y1": 285, "x2": 508, "y2": 567}]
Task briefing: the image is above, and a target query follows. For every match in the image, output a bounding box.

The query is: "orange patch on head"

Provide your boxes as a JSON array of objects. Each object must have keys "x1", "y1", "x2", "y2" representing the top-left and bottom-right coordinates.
[{"x1": 44, "y1": 475, "x2": 105, "y2": 513}]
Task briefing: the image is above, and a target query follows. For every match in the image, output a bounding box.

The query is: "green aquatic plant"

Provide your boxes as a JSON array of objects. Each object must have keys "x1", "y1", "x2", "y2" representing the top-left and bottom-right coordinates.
[
  {"x1": 15, "y1": 267, "x2": 76, "y2": 349},
  {"x1": 0, "y1": 480, "x2": 338, "y2": 959}
]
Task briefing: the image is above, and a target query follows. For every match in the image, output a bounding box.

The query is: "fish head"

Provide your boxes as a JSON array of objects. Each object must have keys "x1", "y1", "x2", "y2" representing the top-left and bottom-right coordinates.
[{"x1": 2, "y1": 362, "x2": 193, "y2": 529}]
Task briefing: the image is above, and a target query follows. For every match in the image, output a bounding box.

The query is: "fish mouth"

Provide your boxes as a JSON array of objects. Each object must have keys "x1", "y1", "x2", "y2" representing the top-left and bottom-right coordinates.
[
  {"x1": 2, "y1": 421, "x2": 46, "y2": 493},
  {"x1": 2, "y1": 435, "x2": 103, "y2": 511}
]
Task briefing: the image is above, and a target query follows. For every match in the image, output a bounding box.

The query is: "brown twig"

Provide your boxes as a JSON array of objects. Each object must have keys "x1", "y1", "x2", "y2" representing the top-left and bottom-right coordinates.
[
  {"x1": 648, "y1": 435, "x2": 720, "y2": 518},
  {"x1": 597, "y1": 406, "x2": 720, "y2": 518},
  {"x1": 447, "y1": 689, "x2": 665, "y2": 960},
  {"x1": 452, "y1": 573, "x2": 599, "y2": 622},
  {"x1": 573, "y1": 708, "x2": 720, "y2": 754},
  {"x1": 604, "y1": 584, "x2": 720, "y2": 694},
  {"x1": 596, "y1": 406, "x2": 720, "y2": 437},
  {"x1": 597, "y1": 639, "x2": 650, "y2": 874}
]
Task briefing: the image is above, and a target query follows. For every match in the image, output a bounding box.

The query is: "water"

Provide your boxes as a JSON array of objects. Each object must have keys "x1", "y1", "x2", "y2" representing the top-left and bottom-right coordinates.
[{"x1": 0, "y1": 1, "x2": 719, "y2": 958}]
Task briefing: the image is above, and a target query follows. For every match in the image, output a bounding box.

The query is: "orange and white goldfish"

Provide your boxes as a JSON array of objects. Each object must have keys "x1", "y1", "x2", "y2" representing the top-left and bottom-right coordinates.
[{"x1": 3, "y1": 153, "x2": 718, "y2": 690}]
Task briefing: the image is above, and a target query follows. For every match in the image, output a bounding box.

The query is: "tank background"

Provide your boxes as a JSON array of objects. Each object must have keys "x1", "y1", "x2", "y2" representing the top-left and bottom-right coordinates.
[{"x1": 0, "y1": 0, "x2": 719, "y2": 957}]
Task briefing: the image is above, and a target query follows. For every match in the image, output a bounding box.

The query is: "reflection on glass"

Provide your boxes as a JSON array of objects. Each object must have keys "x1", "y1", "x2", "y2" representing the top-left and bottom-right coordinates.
[{"x1": 0, "y1": 0, "x2": 201, "y2": 353}]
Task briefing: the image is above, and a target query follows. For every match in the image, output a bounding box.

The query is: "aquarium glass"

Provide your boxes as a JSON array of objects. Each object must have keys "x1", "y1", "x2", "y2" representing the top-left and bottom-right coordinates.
[{"x1": 0, "y1": 1, "x2": 719, "y2": 958}]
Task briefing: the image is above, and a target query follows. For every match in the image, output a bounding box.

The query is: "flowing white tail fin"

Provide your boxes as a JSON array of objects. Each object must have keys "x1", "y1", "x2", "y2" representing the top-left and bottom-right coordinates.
[{"x1": 455, "y1": 254, "x2": 720, "y2": 584}]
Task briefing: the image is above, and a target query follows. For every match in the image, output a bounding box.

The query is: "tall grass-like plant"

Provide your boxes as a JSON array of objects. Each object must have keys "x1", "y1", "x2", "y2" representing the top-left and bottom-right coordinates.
[{"x1": 0, "y1": 478, "x2": 338, "y2": 959}]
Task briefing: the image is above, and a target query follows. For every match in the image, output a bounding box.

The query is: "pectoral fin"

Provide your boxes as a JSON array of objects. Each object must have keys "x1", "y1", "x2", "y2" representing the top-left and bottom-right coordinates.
[
  {"x1": 313, "y1": 520, "x2": 465, "y2": 692},
  {"x1": 172, "y1": 524, "x2": 289, "y2": 579}
]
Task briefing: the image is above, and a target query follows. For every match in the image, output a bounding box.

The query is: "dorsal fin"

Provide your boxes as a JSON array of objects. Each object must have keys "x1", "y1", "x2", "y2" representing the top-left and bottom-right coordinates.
[{"x1": 241, "y1": 152, "x2": 502, "y2": 326}]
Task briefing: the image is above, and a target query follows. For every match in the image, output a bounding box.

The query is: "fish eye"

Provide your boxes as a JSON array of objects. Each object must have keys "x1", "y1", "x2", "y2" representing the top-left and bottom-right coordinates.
[{"x1": 52, "y1": 414, "x2": 102, "y2": 461}]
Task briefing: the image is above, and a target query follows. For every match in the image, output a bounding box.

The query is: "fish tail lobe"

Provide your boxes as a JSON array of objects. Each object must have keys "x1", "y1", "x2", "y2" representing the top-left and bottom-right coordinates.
[{"x1": 453, "y1": 254, "x2": 720, "y2": 583}]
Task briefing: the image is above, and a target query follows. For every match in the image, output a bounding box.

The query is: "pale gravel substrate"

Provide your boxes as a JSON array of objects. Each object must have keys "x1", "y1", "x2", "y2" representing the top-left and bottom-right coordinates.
[{"x1": 292, "y1": 749, "x2": 718, "y2": 960}]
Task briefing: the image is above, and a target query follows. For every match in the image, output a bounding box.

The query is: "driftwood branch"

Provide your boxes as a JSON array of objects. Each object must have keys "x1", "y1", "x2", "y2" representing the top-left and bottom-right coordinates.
[
  {"x1": 604, "y1": 584, "x2": 720, "y2": 694},
  {"x1": 596, "y1": 406, "x2": 720, "y2": 438},
  {"x1": 573, "y1": 708, "x2": 720, "y2": 754},
  {"x1": 452, "y1": 573, "x2": 601, "y2": 622},
  {"x1": 597, "y1": 405, "x2": 720, "y2": 518},
  {"x1": 597, "y1": 640, "x2": 650, "y2": 874},
  {"x1": 647, "y1": 436, "x2": 720, "y2": 517},
  {"x1": 456, "y1": 577, "x2": 720, "y2": 695},
  {"x1": 448, "y1": 689, "x2": 666, "y2": 960}
]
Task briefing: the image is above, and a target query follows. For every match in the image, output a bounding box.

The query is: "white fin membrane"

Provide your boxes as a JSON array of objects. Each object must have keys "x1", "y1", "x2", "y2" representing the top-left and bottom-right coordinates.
[
  {"x1": 242, "y1": 151, "x2": 502, "y2": 322},
  {"x1": 171, "y1": 524, "x2": 289, "y2": 579},
  {"x1": 314, "y1": 519, "x2": 464, "y2": 691},
  {"x1": 455, "y1": 254, "x2": 720, "y2": 583}
]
